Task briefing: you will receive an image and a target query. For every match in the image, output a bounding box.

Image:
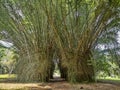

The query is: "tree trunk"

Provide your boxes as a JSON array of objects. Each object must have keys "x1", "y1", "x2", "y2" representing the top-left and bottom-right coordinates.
[
  {"x1": 58, "y1": 61, "x2": 68, "y2": 80},
  {"x1": 60, "y1": 50, "x2": 95, "y2": 83}
]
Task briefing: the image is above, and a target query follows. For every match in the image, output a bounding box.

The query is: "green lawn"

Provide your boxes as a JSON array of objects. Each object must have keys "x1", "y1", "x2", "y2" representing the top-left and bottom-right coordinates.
[
  {"x1": 0, "y1": 74, "x2": 120, "y2": 83},
  {"x1": 0, "y1": 74, "x2": 16, "y2": 79},
  {"x1": 97, "y1": 77, "x2": 120, "y2": 83}
]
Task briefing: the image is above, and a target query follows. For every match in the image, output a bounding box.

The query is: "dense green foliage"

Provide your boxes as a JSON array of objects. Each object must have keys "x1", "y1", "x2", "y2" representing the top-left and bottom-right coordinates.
[{"x1": 0, "y1": 48, "x2": 16, "y2": 74}]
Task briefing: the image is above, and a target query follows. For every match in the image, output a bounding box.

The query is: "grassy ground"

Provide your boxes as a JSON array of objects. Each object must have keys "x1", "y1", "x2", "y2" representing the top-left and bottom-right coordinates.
[
  {"x1": 97, "y1": 77, "x2": 120, "y2": 85},
  {"x1": 0, "y1": 74, "x2": 120, "y2": 90},
  {"x1": 0, "y1": 74, "x2": 16, "y2": 79}
]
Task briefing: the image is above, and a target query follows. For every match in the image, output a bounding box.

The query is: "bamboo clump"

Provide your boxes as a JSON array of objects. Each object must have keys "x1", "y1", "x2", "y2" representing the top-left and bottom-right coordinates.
[{"x1": 0, "y1": 0, "x2": 119, "y2": 82}]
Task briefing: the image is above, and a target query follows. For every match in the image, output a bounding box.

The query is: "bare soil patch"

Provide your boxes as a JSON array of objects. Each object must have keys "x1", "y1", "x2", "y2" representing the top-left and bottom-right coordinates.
[
  {"x1": 0, "y1": 78, "x2": 120, "y2": 90},
  {"x1": 0, "y1": 82, "x2": 120, "y2": 90}
]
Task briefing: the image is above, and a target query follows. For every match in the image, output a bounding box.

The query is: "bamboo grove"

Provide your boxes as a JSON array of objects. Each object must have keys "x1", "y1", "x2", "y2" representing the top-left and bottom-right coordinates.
[{"x1": 0, "y1": 0, "x2": 120, "y2": 83}]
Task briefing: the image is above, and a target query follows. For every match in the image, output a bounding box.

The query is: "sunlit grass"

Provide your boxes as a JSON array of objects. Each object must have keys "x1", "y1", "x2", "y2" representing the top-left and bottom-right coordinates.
[
  {"x1": 0, "y1": 74, "x2": 16, "y2": 79},
  {"x1": 97, "y1": 77, "x2": 120, "y2": 83},
  {"x1": 98, "y1": 76, "x2": 120, "y2": 80}
]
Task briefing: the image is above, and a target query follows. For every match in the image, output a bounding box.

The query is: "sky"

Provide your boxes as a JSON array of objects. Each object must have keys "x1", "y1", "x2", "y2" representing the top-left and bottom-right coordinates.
[
  {"x1": 118, "y1": 31, "x2": 120, "y2": 44},
  {"x1": 0, "y1": 40, "x2": 13, "y2": 48}
]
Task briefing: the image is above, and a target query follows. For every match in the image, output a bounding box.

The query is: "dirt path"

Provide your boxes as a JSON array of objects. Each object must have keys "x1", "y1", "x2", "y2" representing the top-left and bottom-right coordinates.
[
  {"x1": 0, "y1": 77, "x2": 120, "y2": 90},
  {"x1": 47, "y1": 81, "x2": 120, "y2": 90},
  {"x1": 0, "y1": 82, "x2": 120, "y2": 90}
]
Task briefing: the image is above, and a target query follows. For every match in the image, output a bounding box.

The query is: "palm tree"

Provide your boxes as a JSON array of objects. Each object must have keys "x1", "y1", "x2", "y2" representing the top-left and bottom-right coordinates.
[{"x1": 93, "y1": 28, "x2": 120, "y2": 78}]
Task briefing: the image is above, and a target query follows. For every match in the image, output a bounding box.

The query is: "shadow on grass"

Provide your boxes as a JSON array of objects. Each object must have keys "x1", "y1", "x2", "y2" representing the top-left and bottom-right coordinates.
[{"x1": 97, "y1": 79, "x2": 120, "y2": 86}]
